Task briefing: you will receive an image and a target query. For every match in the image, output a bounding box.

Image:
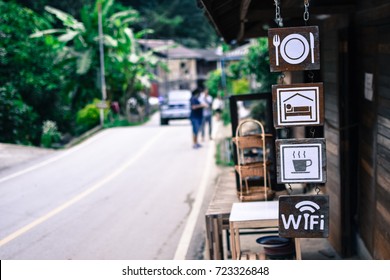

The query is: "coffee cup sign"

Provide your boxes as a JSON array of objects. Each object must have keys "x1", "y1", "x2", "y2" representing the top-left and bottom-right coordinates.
[
  {"x1": 293, "y1": 158, "x2": 312, "y2": 172},
  {"x1": 275, "y1": 138, "x2": 326, "y2": 183}
]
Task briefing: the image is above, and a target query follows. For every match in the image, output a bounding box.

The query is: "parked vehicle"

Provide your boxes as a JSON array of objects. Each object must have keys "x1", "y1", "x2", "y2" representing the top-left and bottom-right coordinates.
[{"x1": 159, "y1": 90, "x2": 191, "y2": 125}]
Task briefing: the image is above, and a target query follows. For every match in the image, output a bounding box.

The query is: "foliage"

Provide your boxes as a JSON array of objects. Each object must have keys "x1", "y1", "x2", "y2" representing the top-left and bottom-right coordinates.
[
  {"x1": 215, "y1": 139, "x2": 234, "y2": 167},
  {"x1": 31, "y1": 0, "x2": 162, "y2": 120},
  {"x1": 229, "y1": 38, "x2": 278, "y2": 93},
  {"x1": 12, "y1": 0, "x2": 218, "y2": 48},
  {"x1": 120, "y1": 0, "x2": 218, "y2": 48},
  {"x1": 76, "y1": 99, "x2": 109, "y2": 133},
  {"x1": 232, "y1": 78, "x2": 250, "y2": 95},
  {"x1": 9, "y1": 0, "x2": 94, "y2": 19},
  {"x1": 0, "y1": 1, "x2": 69, "y2": 145},
  {"x1": 0, "y1": 84, "x2": 40, "y2": 145},
  {"x1": 205, "y1": 69, "x2": 224, "y2": 98},
  {"x1": 41, "y1": 120, "x2": 62, "y2": 148},
  {"x1": 103, "y1": 114, "x2": 148, "y2": 128}
]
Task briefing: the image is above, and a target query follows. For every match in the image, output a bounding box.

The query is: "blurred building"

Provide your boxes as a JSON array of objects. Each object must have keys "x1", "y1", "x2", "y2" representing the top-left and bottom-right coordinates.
[{"x1": 138, "y1": 39, "x2": 220, "y2": 98}]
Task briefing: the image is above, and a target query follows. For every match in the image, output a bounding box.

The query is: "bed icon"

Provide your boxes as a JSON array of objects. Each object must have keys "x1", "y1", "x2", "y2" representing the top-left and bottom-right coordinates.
[
  {"x1": 284, "y1": 93, "x2": 313, "y2": 119},
  {"x1": 273, "y1": 83, "x2": 323, "y2": 127}
]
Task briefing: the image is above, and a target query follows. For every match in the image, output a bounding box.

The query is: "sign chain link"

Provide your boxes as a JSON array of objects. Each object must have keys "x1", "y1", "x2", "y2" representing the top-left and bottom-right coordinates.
[
  {"x1": 288, "y1": 183, "x2": 293, "y2": 195},
  {"x1": 279, "y1": 72, "x2": 285, "y2": 84},
  {"x1": 303, "y1": 0, "x2": 310, "y2": 24},
  {"x1": 310, "y1": 127, "x2": 316, "y2": 138},
  {"x1": 274, "y1": 0, "x2": 283, "y2": 27},
  {"x1": 308, "y1": 71, "x2": 314, "y2": 82}
]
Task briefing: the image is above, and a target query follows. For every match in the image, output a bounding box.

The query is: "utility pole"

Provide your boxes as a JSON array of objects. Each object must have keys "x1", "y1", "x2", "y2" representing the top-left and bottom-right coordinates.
[{"x1": 98, "y1": 3, "x2": 107, "y2": 126}]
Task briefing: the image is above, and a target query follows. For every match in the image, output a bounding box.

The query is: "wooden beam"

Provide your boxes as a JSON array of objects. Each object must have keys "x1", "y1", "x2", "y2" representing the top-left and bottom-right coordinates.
[
  {"x1": 237, "y1": 0, "x2": 252, "y2": 42},
  {"x1": 247, "y1": 5, "x2": 356, "y2": 22}
]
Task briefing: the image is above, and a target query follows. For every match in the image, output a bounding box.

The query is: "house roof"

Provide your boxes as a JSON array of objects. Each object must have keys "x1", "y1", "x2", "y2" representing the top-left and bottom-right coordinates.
[
  {"x1": 137, "y1": 39, "x2": 220, "y2": 61},
  {"x1": 197, "y1": 0, "x2": 356, "y2": 44},
  {"x1": 224, "y1": 43, "x2": 251, "y2": 61}
]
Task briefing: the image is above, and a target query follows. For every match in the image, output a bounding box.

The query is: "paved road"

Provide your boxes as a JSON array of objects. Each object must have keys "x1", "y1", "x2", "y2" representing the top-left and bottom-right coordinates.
[{"x1": 0, "y1": 114, "x2": 218, "y2": 259}]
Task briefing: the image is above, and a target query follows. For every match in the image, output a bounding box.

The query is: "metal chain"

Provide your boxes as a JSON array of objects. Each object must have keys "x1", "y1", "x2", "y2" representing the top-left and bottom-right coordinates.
[
  {"x1": 310, "y1": 127, "x2": 315, "y2": 138},
  {"x1": 288, "y1": 183, "x2": 293, "y2": 195},
  {"x1": 274, "y1": 0, "x2": 283, "y2": 27},
  {"x1": 308, "y1": 71, "x2": 314, "y2": 82},
  {"x1": 303, "y1": 0, "x2": 310, "y2": 24},
  {"x1": 315, "y1": 185, "x2": 321, "y2": 195},
  {"x1": 279, "y1": 72, "x2": 285, "y2": 84}
]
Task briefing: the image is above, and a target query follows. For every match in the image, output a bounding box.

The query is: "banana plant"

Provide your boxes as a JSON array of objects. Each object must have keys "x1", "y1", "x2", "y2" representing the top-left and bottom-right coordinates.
[{"x1": 30, "y1": 0, "x2": 164, "y2": 116}]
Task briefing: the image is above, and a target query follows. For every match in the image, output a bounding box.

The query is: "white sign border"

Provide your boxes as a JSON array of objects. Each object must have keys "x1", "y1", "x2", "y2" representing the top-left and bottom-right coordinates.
[
  {"x1": 276, "y1": 85, "x2": 321, "y2": 126},
  {"x1": 280, "y1": 143, "x2": 322, "y2": 183}
]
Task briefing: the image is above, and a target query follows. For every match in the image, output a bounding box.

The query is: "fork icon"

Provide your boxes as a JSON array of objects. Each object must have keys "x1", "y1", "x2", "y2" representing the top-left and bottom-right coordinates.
[{"x1": 273, "y1": 35, "x2": 281, "y2": 66}]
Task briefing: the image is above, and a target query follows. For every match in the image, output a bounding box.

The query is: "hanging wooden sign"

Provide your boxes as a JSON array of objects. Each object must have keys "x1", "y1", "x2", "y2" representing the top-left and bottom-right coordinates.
[
  {"x1": 268, "y1": 26, "x2": 320, "y2": 72},
  {"x1": 279, "y1": 195, "x2": 329, "y2": 238},
  {"x1": 276, "y1": 138, "x2": 326, "y2": 183},
  {"x1": 272, "y1": 83, "x2": 324, "y2": 127}
]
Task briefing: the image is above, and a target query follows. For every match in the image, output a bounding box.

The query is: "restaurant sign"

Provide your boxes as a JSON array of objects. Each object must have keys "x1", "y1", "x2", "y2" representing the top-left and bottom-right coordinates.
[
  {"x1": 279, "y1": 195, "x2": 329, "y2": 238},
  {"x1": 272, "y1": 83, "x2": 324, "y2": 127},
  {"x1": 276, "y1": 138, "x2": 326, "y2": 184},
  {"x1": 268, "y1": 26, "x2": 320, "y2": 72}
]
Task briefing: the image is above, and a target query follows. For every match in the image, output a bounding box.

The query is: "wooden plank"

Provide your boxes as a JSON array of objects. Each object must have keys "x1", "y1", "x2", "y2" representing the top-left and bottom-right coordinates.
[
  {"x1": 377, "y1": 146, "x2": 390, "y2": 173},
  {"x1": 268, "y1": 26, "x2": 320, "y2": 72},
  {"x1": 378, "y1": 115, "x2": 390, "y2": 129},
  {"x1": 326, "y1": 141, "x2": 339, "y2": 157},
  {"x1": 374, "y1": 201, "x2": 390, "y2": 259},
  {"x1": 378, "y1": 123, "x2": 390, "y2": 139},
  {"x1": 377, "y1": 165, "x2": 390, "y2": 193}
]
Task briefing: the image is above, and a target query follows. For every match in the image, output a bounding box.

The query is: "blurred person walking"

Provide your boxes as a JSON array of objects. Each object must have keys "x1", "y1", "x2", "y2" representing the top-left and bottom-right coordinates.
[
  {"x1": 199, "y1": 88, "x2": 213, "y2": 141},
  {"x1": 190, "y1": 88, "x2": 206, "y2": 149}
]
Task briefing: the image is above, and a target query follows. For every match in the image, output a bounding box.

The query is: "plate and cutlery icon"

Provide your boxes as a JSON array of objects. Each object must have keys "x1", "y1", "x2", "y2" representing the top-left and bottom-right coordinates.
[{"x1": 273, "y1": 32, "x2": 315, "y2": 66}]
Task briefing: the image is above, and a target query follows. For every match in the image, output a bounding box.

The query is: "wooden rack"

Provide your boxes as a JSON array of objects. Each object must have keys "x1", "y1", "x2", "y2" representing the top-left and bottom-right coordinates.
[{"x1": 232, "y1": 119, "x2": 274, "y2": 202}]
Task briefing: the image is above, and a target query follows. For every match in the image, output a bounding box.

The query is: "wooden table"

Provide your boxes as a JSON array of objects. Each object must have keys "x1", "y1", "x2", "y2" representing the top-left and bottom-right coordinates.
[
  {"x1": 229, "y1": 201, "x2": 302, "y2": 260},
  {"x1": 205, "y1": 171, "x2": 238, "y2": 260}
]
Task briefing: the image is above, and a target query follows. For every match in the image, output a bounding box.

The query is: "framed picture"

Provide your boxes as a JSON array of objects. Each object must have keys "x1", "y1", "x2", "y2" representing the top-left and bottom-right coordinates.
[{"x1": 229, "y1": 93, "x2": 274, "y2": 137}]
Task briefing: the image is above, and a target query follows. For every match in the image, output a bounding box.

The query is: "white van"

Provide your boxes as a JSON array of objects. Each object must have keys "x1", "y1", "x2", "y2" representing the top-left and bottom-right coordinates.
[{"x1": 159, "y1": 90, "x2": 191, "y2": 125}]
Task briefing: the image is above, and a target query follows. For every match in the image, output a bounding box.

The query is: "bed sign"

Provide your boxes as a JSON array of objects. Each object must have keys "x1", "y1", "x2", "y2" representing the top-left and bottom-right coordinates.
[
  {"x1": 279, "y1": 195, "x2": 329, "y2": 238},
  {"x1": 272, "y1": 83, "x2": 324, "y2": 127},
  {"x1": 276, "y1": 138, "x2": 326, "y2": 184},
  {"x1": 268, "y1": 26, "x2": 320, "y2": 72}
]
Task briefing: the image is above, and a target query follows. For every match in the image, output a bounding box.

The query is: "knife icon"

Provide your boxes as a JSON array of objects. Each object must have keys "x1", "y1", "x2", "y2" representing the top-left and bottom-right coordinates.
[{"x1": 310, "y1": 32, "x2": 315, "y2": 63}]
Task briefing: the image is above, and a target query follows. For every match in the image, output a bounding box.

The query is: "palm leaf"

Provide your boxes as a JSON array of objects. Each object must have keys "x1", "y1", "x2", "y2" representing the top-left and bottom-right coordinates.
[
  {"x1": 109, "y1": 10, "x2": 138, "y2": 22},
  {"x1": 134, "y1": 29, "x2": 154, "y2": 39},
  {"x1": 45, "y1": 6, "x2": 85, "y2": 32},
  {"x1": 30, "y1": 29, "x2": 65, "y2": 38},
  {"x1": 58, "y1": 30, "x2": 79, "y2": 43},
  {"x1": 76, "y1": 49, "x2": 92, "y2": 75},
  {"x1": 103, "y1": 35, "x2": 118, "y2": 47}
]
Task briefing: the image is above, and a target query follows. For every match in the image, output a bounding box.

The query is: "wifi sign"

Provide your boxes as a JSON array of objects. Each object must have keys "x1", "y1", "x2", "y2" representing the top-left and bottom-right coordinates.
[{"x1": 279, "y1": 195, "x2": 329, "y2": 238}]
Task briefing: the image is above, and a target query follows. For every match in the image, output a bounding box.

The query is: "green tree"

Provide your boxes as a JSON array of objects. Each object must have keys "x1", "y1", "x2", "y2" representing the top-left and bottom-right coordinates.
[
  {"x1": 121, "y1": 0, "x2": 219, "y2": 48},
  {"x1": 31, "y1": 0, "x2": 162, "y2": 121},
  {"x1": 0, "y1": 1, "x2": 69, "y2": 145},
  {"x1": 230, "y1": 38, "x2": 278, "y2": 93},
  {"x1": 10, "y1": 0, "x2": 94, "y2": 19}
]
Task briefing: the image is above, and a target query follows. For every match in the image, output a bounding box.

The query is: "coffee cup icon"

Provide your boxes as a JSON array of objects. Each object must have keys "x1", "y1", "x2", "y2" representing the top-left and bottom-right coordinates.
[{"x1": 293, "y1": 159, "x2": 312, "y2": 172}]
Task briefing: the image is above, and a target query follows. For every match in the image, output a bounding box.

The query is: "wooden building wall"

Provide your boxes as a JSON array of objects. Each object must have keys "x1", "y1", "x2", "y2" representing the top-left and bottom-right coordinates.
[
  {"x1": 354, "y1": 0, "x2": 390, "y2": 258},
  {"x1": 355, "y1": 0, "x2": 390, "y2": 259},
  {"x1": 316, "y1": 0, "x2": 390, "y2": 259},
  {"x1": 321, "y1": 15, "x2": 350, "y2": 256}
]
